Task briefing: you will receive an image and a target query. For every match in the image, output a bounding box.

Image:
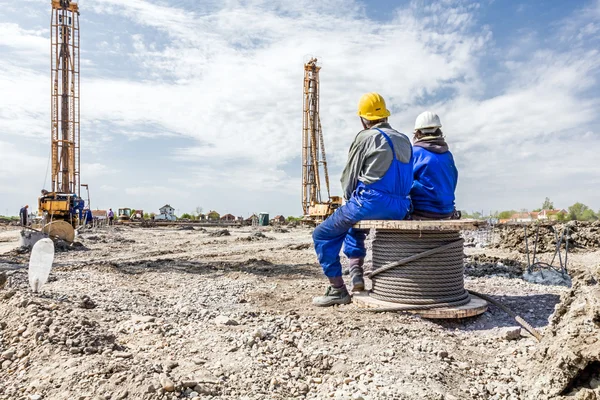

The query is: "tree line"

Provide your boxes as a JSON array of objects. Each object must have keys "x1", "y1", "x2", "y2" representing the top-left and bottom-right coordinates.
[{"x1": 462, "y1": 198, "x2": 600, "y2": 222}]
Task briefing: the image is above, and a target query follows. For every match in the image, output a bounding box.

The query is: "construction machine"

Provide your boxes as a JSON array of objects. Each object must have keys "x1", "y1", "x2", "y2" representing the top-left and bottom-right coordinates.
[
  {"x1": 37, "y1": 0, "x2": 82, "y2": 241},
  {"x1": 118, "y1": 208, "x2": 132, "y2": 222},
  {"x1": 117, "y1": 208, "x2": 143, "y2": 222},
  {"x1": 302, "y1": 58, "x2": 342, "y2": 223}
]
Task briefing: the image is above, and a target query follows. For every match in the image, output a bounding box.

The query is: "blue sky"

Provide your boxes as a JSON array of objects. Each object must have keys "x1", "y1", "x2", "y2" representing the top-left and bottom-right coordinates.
[{"x1": 1, "y1": 0, "x2": 599, "y2": 217}]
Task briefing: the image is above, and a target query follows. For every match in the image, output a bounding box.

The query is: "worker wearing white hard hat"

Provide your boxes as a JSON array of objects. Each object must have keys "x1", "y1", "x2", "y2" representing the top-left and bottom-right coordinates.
[{"x1": 411, "y1": 111, "x2": 459, "y2": 219}]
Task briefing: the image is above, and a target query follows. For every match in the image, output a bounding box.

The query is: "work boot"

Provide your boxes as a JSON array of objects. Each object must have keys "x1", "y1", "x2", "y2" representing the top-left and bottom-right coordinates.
[
  {"x1": 348, "y1": 258, "x2": 365, "y2": 292},
  {"x1": 350, "y1": 272, "x2": 365, "y2": 292},
  {"x1": 312, "y1": 286, "x2": 351, "y2": 307}
]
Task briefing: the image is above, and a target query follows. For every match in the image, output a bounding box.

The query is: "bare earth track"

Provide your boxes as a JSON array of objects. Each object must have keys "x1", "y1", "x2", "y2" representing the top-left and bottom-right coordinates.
[{"x1": 0, "y1": 224, "x2": 598, "y2": 400}]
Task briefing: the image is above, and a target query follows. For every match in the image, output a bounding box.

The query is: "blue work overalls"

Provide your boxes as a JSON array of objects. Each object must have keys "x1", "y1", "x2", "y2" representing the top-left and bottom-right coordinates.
[
  {"x1": 411, "y1": 147, "x2": 458, "y2": 215},
  {"x1": 313, "y1": 128, "x2": 413, "y2": 278}
]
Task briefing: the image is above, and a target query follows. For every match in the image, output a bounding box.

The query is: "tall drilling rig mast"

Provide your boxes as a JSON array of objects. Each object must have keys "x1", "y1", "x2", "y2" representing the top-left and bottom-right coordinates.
[
  {"x1": 51, "y1": 0, "x2": 80, "y2": 196},
  {"x1": 302, "y1": 58, "x2": 340, "y2": 222},
  {"x1": 38, "y1": 0, "x2": 82, "y2": 234}
]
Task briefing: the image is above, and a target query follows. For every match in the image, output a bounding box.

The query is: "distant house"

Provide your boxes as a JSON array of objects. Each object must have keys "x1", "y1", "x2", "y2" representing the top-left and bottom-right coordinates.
[
  {"x1": 198, "y1": 213, "x2": 207, "y2": 221},
  {"x1": 271, "y1": 215, "x2": 285, "y2": 224},
  {"x1": 237, "y1": 216, "x2": 244, "y2": 222},
  {"x1": 207, "y1": 210, "x2": 220, "y2": 221},
  {"x1": 159, "y1": 204, "x2": 175, "y2": 215},
  {"x1": 220, "y1": 213, "x2": 236, "y2": 221},
  {"x1": 511, "y1": 212, "x2": 535, "y2": 223},
  {"x1": 91, "y1": 210, "x2": 107, "y2": 220},
  {"x1": 155, "y1": 204, "x2": 177, "y2": 221},
  {"x1": 538, "y1": 209, "x2": 568, "y2": 220},
  {"x1": 245, "y1": 214, "x2": 258, "y2": 222}
]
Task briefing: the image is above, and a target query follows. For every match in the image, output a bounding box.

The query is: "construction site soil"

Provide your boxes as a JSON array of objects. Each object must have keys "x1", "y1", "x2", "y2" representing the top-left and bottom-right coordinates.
[
  {"x1": 491, "y1": 221, "x2": 600, "y2": 253},
  {"x1": 0, "y1": 224, "x2": 599, "y2": 400}
]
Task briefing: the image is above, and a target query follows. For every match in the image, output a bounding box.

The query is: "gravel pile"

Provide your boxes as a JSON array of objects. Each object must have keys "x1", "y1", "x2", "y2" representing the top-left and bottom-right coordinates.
[{"x1": 0, "y1": 225, "x2": 596, "y2": 399}]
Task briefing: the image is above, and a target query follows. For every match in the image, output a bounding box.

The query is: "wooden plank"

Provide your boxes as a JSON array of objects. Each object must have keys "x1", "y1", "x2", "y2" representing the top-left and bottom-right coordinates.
[
  {"x1": 352, "y1": 292, "x2": 488, "y2": 319},
  {"x1": 353, "y1": 219, "x2": 480, "y2": 231}
]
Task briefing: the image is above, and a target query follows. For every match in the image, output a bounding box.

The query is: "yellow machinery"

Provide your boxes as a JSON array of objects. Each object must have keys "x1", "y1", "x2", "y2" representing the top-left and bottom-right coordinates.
[
  {"x1": 38, "y1": 0, "x2": 82, "y2": 240},
  {"x1": 302, "y1": 58, "x2": 342, "y2": 223},
  {"x1": 118, "y1": 208, "x2": 132, "y2": 222},
  {"x1": 117, "y1": 208, "x2": 143, "y2": 222}
]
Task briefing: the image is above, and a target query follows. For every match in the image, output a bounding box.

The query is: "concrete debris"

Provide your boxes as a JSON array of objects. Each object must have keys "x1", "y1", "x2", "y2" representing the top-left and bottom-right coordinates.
[
  {"x1": 493, "y1": 221, "x2": 600, "y2": 253},
  {"x1": 464, "y1": 255, "x2": 525, "y2": 278},
  {"x1": 523, "y1": 269, "x2": 572, "y2": 287},
  {"x1": 214, "y1": 315, "x2": 239, "y2": 326},
  {"x1": 524, "y1": 266, "x2": 600, "y2": 398},
  {"x1": 236, "y1": 232, "x2": 273, "y2": 242},
  {"x1": 503, "y1": 327, "x2": 522, "y2": 341}
]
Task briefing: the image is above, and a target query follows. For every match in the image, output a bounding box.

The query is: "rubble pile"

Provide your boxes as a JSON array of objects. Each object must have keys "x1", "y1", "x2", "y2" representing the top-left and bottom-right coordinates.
[
  {"x1": 0, "y1": 224, "x2": 596, "y2": 399},
  {"x1": 493, "y1": 221, "x2": 600, "y2": 253},
  {"x1": 464, "y1": 255, "x2": 525, "y2": 278},
  {"x1": 236, "y1": 232, "x2": 274, "y2": 242},
  {"x1": 524, "y1": 265, "x2": 600, "y2": 399},
  {"x1": 209, "y1": 229, "x2": 231, "y2": 237}
]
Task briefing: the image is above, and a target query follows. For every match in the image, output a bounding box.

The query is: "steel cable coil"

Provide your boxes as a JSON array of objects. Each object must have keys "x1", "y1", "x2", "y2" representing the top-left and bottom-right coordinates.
[{"x1": 367, "y1": 230, "x2": 470, "y2": 309}]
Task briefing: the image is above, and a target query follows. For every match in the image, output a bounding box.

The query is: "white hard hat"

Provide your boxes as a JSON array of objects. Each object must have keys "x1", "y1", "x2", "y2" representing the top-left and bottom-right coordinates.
[{"x1": 414, "y1": 111, "x2": 442, "y2": 133}]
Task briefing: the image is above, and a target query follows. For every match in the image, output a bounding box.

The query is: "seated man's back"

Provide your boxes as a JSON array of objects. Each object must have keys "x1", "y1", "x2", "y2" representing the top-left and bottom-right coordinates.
[{"x1": 411, "y1": 111, "x2": 458, "y2": 217}]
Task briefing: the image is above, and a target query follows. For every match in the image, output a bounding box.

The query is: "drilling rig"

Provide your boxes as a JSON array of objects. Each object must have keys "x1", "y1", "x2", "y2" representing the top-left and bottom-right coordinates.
[
  {"x1": 38, "y1": 0, "x2": 82, "y2": 239},
  {"x1": 302, "y1": 58, "x2": 341, "y2": 223}
]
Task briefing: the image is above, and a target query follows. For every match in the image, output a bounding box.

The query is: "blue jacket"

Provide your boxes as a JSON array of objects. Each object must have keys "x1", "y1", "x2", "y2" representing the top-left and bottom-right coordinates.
[{"x1": 411, "y1": 146, "x2": 458, "y2": 214}]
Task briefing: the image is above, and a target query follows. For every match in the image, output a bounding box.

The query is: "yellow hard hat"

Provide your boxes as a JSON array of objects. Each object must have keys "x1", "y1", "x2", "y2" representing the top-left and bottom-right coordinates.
[{"x1": 357, "y1": 92, "x2": 391, "y2": 120}]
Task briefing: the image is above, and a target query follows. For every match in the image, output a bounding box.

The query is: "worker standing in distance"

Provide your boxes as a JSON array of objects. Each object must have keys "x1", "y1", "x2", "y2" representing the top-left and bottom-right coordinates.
[
  {"x1": 312, "y1": 93, "x2": 413, "y2": 306},
  {"x1": 411, "y1": 111, "x2": 459, "y2": 220},
  {"x1": 108, "y1": 208, "x2": 114, "y2": 225},
  {"x1": 19, "y1": 205, "x2": 29, "y2": 227}
]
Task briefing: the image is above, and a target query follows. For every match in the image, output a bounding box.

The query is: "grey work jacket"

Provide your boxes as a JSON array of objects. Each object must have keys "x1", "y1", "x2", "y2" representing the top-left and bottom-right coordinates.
[{"x1": 340, "y1": 122, "x2": 412, "y2": 200}]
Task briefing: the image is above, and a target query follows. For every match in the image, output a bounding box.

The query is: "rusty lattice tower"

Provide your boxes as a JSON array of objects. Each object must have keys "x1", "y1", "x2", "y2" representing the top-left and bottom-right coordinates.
[
  {"x1": 302, "y1": 58, "x2": 331, "y2": 215},
  {"x1": 51, "y1": 0, "x2": 80, "y2": 195}
]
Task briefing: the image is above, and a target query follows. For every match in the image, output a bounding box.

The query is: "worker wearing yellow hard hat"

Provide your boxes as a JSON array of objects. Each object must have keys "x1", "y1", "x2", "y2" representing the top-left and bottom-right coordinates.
[
  {"x1": 312, "y1": 92, "x2": 413, "y2": 307},
  {"x1": 356, "y1": 92, "x2": 391, "y2": 121}
]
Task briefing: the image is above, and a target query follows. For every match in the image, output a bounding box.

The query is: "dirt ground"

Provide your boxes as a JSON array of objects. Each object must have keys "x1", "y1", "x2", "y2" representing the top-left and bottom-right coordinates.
[{"x1": 0, "y1": 224, "x2": 598, "y2": 400}]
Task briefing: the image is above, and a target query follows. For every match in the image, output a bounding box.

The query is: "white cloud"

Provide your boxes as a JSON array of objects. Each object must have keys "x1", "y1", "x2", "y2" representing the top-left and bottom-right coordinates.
[
  {"x1": 1, "y1": 0, "x2": 600, "y2": 216},
  {"x1": 0, "y1": 23, "x2": 47, "y2": 64},
  {"x1": 82, "y1": 162, "x2": 118, "y2": 178}
]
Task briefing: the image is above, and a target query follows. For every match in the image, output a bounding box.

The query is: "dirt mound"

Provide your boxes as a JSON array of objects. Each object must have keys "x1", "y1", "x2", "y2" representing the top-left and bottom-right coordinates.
[
  {"x1": 523, "y1": 265, "x2": 600, "y2": 399},
  {"x1": 464, "y1": 255, "x2": 525, "y2": 278},
  {"x1": 79, "y1": 233, "x2": 135, "y2": 245},
  {"x1": 237, "y1": 232, "x2": 274, "y2": 242},
  {"x1": 209, "y1": 229, "x2": 231, "y2": 237},
  {"x1": 493, "y1": 221, "x2": 600, "y2": 253}
]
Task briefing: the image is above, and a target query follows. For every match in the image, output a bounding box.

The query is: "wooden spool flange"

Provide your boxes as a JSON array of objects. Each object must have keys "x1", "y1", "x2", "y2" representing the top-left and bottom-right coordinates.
[
  {"x1": 350, "y1": 219, "x2": 487, "y2": 319},
  {"x1": 353, "y1": 218, "x2": 481, "y2": 231},
  {"x1": 352, "y1": 292, "x2": 488, "y2": 319}
]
